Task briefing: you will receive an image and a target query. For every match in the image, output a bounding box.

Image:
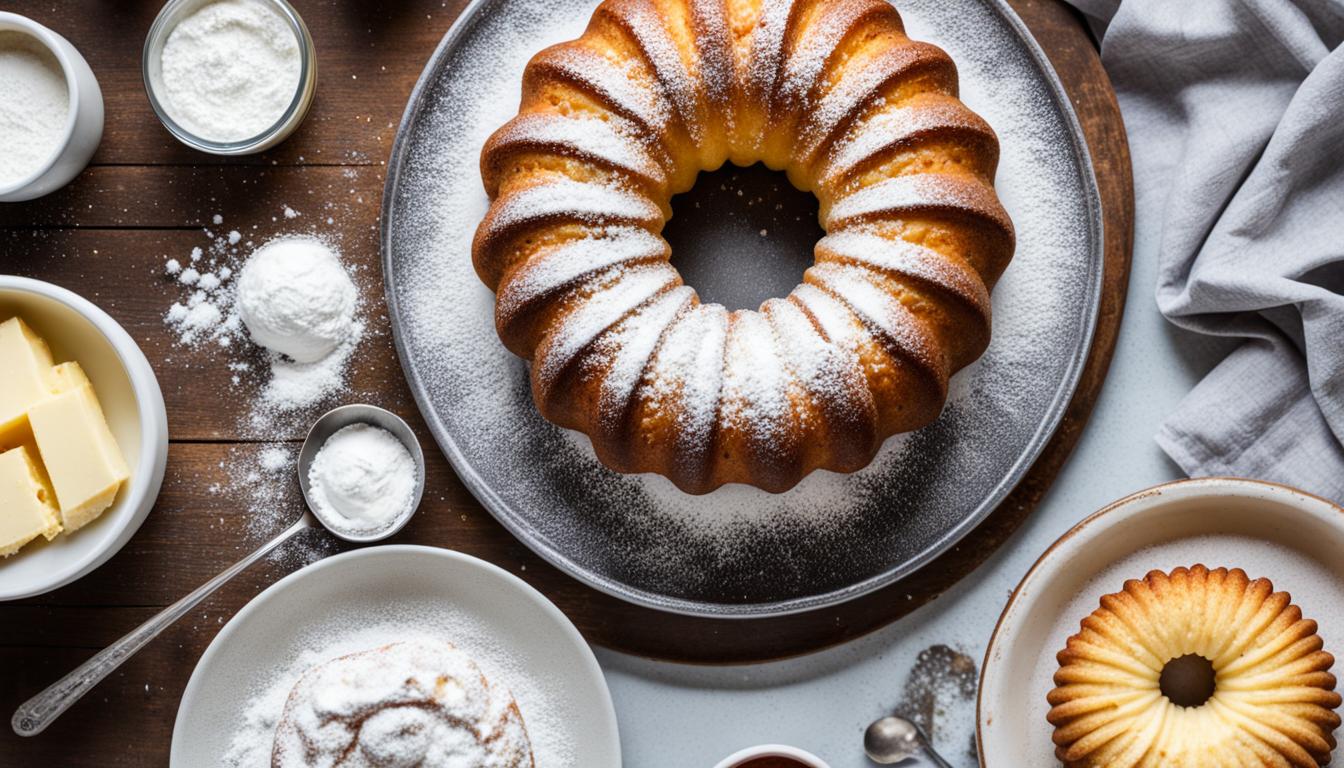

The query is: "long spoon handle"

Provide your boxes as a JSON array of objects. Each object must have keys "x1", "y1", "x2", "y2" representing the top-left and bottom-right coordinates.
[
  {"x1": 11, "y1": 513, "x2": 316, "y2": 737},
  {"x1": 920, "y1": 734, "x2": 956, "y2": 768}
]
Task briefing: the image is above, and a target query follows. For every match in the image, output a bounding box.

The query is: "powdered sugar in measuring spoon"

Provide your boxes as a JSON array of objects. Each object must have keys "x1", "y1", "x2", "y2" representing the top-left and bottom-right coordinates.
[{"x1": 11, "y1": 404, "x2": 425, "y2": 737}]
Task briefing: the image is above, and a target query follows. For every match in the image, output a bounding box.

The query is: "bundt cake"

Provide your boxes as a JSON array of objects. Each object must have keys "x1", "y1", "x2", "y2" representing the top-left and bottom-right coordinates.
[
  {"x1": 271, "y1": 640, "x2": 534, "y2": 767},
  {"x1": 473, "y1": 0, "x2": 1014, "y2": 494},
  {"x1": 1047, "y1": 566, "x2": 1341, "y2": 767}
]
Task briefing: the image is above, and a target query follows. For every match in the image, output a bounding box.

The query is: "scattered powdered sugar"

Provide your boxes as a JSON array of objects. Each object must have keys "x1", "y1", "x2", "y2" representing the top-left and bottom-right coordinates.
[
  {"x1": 382, "y1": 0, "x2": 1100, "y2": 605},
  {"x1": 220, "y1": 607, "x2": 576, "y2": 767},
  {"x1": 208, "y1": 443, "x2": 330, "y2": 557},
  {"x1": 159, "y1": 218, "x2": 366, "y2": 433},
  {"x1": 893, "y1": 644, "x2": 980, "y2": 762}
]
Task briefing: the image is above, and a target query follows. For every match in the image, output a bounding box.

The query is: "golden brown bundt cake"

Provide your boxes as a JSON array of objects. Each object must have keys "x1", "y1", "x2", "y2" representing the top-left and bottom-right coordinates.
[
  {"x1": 473, "y1": 0, "x2": 1014, "y2": 494},
  {"x1": 1048, "y1": 566, "x2": 1342, "y2": 767}
]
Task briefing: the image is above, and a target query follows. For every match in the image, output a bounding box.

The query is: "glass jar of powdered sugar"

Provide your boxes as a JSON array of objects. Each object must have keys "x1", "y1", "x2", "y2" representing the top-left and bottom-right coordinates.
[{"x1": 142, "y1": 0, "x2": 316, "y2": 155}]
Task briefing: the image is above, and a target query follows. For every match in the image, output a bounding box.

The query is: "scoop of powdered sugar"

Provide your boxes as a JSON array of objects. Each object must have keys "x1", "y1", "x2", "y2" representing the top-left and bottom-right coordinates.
[
  {"x1": 237, "y1": 237, "x2": 357, "y2": 363},
  {"x1": 306, "y1": 424, "x2": 418, "y2": 534}
]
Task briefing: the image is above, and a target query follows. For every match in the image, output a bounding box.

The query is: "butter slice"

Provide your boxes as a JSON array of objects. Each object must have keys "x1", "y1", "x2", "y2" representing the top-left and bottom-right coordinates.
[
  {"x1": 28, "y1": 363, "x2": 130, "y2": 532},
  {"x1": 0, "y1": 317, "x2": 56, "y2": 441},
  {"x1": 0, "y1": 446, "x2": 62, "y2": 557},
  {"x1": 50, "y1": 360, "x2": 91, "y2": 391}
]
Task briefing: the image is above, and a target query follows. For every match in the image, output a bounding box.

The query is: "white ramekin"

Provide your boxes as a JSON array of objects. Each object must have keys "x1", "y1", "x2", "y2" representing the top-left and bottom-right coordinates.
[
  {"x1": 713, "y1": 744, "x2": 831, "y2": 768},
  {"x1": 0, "y1": 276, "x2": 168, "y2": 600},
  {"x1": 0, "y1": 12, "x2": 104, "y2": 202},
  {"x1": 142, "y1": 0, "x2": 317, "y2": 155}
]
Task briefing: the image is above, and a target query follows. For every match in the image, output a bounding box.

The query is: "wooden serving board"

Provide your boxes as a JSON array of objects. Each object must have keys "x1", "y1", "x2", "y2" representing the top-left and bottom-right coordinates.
[{"x1": 0, "y1": 0, "x2": 1131, "y2": 764}]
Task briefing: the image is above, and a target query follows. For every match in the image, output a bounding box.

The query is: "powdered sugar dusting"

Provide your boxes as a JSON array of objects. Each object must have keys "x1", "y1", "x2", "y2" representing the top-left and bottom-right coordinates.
[
  {"x1": 270, "y1": 640, "x2": 531, "y2": 767},
  {"x1": 799, "y1": 41, "x2": 947, "y2": 163},
  {"x1": 534, "y1": 264, "x2": 679, "y2": 388},
  {"x1": 764, "y1": 296, "x2": 869, "y2": 424},
  {"x1": 808, "y1": 261, "x2": 941, "y2": 375},
  {"x1": 822, "y1": 97, "x2": 987, "y2": 182},
  {"x1": 776, "y1": 0, "x2": 878, "y2": 112},
  {"x1": 744, "y1": 0, "x2": 798, "y2": 104},
  {"x1": 496, "y1": 227, "x2": 666, "y2": 322},
  {"x1": 611, "y1": 0, "x2": 703, "y2": 141},
  {"x1": 532, "y1": 45, "x2": 672, "y2": 132},
  {"x1": 595, "y1": 286, "x2": 693, "y2": 430},
  {"x1": 827, "y1": 173, "x2": 1000, "y2": 228},
  {"x1": 818, "y1": 229, "x2": 989, "y2": 312},
  {"x1": 719, "y1": 310, "x2": 791, "y2": 441},
  {"x1": 218, "y1": 604, "x2": 578, "y2": 767},
  {"x1": 492, "y1": 112, "x2": 666, "y2": 185},
  {"x1": 641, "y1": 301, "x2": 728, "y2": 453},
  {"x1": 485, "y1": 178, "x2": 661, "y2": 239}
]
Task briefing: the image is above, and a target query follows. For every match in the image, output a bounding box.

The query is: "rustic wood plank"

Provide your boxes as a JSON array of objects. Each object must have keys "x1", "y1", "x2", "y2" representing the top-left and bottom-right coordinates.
[{"x1": 0, "y1": 165, "x2": 385, "y2": 229}]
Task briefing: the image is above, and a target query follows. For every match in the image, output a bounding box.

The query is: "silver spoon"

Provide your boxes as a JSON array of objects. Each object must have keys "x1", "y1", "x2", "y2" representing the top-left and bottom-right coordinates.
[
  {"x1": 864, "y1": 715, "x2": 955, "y2": 767},
  {"x1": 11, "y1": 404, "x2": 425, "y2": 737}
]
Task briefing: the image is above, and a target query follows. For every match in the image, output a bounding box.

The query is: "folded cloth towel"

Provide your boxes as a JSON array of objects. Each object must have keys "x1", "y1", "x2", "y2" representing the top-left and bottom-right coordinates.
[{"x1": 1067, "y1": 0, "x2": 1344, "y2": 500}]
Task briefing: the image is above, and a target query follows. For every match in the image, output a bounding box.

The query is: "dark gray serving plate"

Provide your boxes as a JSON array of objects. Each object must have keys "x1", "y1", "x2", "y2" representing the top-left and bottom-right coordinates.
[{"x1": 381, "y1": 0, "x2": 1103, "y2": 618}]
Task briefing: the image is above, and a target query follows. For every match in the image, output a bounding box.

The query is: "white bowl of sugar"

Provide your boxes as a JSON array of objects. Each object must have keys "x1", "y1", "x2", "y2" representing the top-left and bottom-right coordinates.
[
  {"x1": 142, "y1": 0, "x2": 317, "y2": 155},
  {"x1": 0, "y1": 12, "x2": 104, "y2": 203}
]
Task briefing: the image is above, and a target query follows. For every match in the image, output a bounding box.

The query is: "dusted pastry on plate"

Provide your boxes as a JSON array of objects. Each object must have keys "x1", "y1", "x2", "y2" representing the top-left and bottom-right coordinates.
[{"x1": 271, "y1": 640, "x2": 533, "y2": 767}]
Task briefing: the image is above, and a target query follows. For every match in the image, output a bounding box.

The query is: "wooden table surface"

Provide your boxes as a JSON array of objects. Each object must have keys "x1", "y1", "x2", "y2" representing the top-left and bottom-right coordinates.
[{"x1": 0, "y1": 1, "x2": 1131, "y2": 764}]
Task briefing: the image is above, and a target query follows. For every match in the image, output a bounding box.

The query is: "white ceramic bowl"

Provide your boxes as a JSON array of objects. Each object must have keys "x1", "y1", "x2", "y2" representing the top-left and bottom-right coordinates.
[
  {"x1": 0, "y1": 12, "x2": 103, "y2": 202},
  {"x1": 977, "y1": 477, "x2": 1344, "y2": 765},
  {"x1": 713, "y1": 744, "x2": 831, "y2": 768},
  {"x1": 0, "y1": 276, "x2": 168, "y2": 600}
]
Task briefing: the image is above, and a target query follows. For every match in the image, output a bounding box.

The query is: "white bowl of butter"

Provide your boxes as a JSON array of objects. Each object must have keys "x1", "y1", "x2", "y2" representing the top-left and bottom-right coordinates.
[{"x1": 0, "y1": 277, "x2": 168, "y2": 600}]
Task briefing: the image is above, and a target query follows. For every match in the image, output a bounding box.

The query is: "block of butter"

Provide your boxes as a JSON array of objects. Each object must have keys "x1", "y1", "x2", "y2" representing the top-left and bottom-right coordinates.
[
  {"x1": 0, "y1": 318, "x2": 55, "y2": 441},
  {"x1": 0, "y1": 445, "x2": 62, "y2": 558},
  {"x1": 29, "y1": 362, "x2": 130, "y2": 532}
]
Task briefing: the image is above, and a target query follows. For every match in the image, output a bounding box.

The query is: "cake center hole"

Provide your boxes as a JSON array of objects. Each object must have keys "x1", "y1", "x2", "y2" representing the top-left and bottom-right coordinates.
[
  {"x1": 1159, "y1": 654, "x2": 1216, "y2": 707},
  {"x1": 664, "y1": 163, "x2": 822, "y2": 312}
]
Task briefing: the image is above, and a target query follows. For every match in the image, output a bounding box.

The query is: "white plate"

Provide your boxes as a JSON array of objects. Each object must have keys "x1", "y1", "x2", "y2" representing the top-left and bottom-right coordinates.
[
  {"x1": 977, "y1": 478, "x2": 1344, "y2": 765},
  {"x1": 0, "y1": 276, "x2": 168, "y2": 600},
  {"x1": 171, "y1": 545, "x2": 621, "y2": 767}
]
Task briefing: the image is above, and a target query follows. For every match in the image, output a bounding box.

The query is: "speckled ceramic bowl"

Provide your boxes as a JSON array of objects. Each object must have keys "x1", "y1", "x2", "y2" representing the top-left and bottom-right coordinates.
[{"x1": 978, "y1": 478, "x2": 1344, "y2": 765}]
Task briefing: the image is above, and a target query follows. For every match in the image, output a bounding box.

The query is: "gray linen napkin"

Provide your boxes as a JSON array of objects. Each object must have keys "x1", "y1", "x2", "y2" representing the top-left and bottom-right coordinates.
[{"x1": 1063, "y1": 0, "x2": 1344, "y2": 500}]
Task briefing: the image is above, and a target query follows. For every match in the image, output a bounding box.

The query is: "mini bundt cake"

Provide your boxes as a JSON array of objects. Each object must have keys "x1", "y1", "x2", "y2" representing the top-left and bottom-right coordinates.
[
  {"x1": 271, "y1": 640, "x2": 533, "y2": 767},
  {"x1": 1047, "y1": 566, "x2": 1342, "y2": 767},
  {"x1": 473, "y1": 0, "x2": 1014, "y2": 494}
]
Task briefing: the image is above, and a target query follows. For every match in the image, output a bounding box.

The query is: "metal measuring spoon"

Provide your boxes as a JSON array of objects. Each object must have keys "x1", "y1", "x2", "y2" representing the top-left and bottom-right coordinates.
[
  {"x1": 11, "y1": 404, "x2": 425, "y2": 737},
  {"x1": 864, "y1": 715, "x2": 955, "y2": 767}
]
